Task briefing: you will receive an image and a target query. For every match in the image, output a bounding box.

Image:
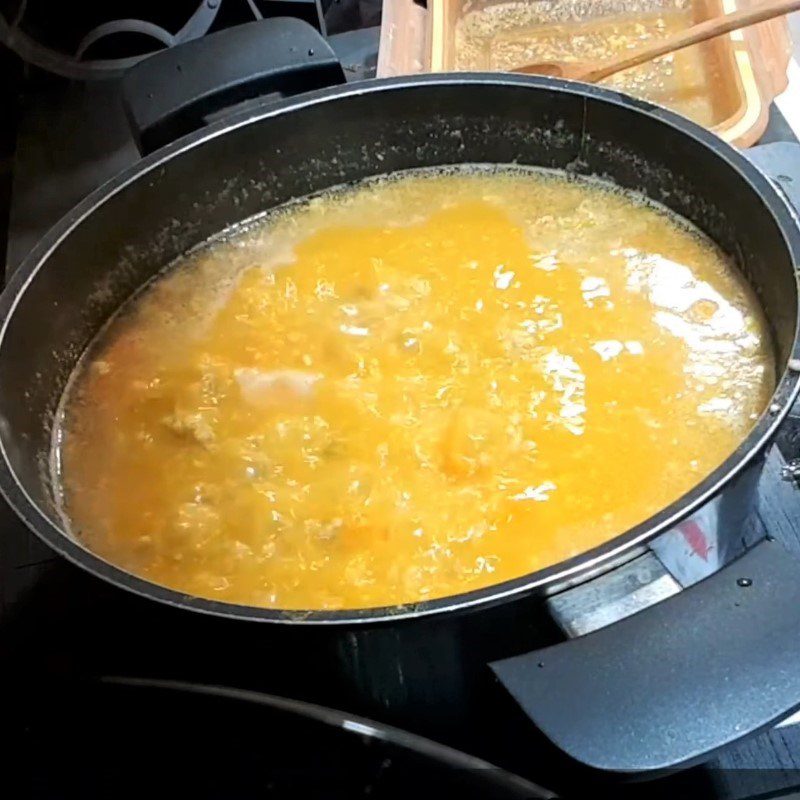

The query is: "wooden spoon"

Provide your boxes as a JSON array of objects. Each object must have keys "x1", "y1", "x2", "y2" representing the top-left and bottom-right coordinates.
[{"x1": 513, "y1": 0, "x2": 800, "y2": 83}]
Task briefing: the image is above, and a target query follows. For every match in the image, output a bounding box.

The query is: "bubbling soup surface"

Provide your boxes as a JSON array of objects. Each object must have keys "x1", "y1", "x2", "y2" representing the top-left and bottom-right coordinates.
[{"x1": 54, "y1": 167, "x2": 774, "y2": 610}]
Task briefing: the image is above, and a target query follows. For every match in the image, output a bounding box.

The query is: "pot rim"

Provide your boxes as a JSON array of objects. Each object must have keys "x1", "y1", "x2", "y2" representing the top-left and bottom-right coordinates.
[{"x1": 2, "y1": 73, "x2": 799, "y2": 625}]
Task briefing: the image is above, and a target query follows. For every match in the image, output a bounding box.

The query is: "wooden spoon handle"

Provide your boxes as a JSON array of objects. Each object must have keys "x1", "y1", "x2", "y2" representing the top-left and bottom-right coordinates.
[{"x1": 586, "y1": 0, "x2": 800, "y2": 83}]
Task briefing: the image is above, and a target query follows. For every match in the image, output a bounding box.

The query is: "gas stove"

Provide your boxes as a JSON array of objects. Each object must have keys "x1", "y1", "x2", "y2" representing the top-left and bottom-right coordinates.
[{"x1": 5, "y1": 5, "x2": 800, "y2": 798}]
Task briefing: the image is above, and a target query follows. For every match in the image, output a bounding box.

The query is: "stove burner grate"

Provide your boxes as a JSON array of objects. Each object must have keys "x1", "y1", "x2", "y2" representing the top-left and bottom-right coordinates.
[{"x1": 0, "y1": 0, "x2": 222, "y2": 79}]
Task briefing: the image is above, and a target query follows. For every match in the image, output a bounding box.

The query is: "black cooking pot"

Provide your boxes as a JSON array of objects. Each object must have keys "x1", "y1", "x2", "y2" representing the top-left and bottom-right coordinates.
[
  {"x1": 12, "y1": 676, "x2": 553, "y2": 799},
  {"x1": 3, "y1": 18, "x2": 800, "y2": 777}
]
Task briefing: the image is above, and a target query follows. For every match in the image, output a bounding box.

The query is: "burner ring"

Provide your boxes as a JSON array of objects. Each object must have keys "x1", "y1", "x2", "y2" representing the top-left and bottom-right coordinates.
[
  {"x1": 0, "y1": 0, "x2": 221, "y2": 79},
  {"x1": 75, "y1": 19, "x2": 176, "y2": 60}
]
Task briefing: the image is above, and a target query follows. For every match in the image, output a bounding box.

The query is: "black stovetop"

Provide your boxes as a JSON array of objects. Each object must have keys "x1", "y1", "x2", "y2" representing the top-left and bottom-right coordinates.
[{"x1": 5, "y1": 11, "x2": 800, "y2": 799}]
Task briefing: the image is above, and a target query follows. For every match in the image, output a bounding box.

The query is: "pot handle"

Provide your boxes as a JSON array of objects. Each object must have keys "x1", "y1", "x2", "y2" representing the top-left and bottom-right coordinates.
[
  {"x1": 490, "y1": 537, "x2": 800, "y2": 772},
  {"x1": 122, "y1": 17, "x2": 346, "y2": 155}
]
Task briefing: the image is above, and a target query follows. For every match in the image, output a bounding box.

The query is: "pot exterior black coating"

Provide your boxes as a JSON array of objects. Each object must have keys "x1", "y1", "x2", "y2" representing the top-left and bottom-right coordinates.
[{"x1": 1, "y1": 76, "x2": 799, "y2": 771}]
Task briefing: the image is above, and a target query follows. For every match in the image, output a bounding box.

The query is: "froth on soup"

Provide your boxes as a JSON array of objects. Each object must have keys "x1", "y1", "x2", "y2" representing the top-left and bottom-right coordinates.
[{"x1": 53, "y1": 167, "x2": 774, "y2": 610}]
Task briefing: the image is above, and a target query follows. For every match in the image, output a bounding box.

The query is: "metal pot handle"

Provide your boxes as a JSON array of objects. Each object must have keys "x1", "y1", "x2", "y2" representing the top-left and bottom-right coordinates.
[
  {"x1": 490, "y1": 537, "x2": 800, "y2": 772},
  {"x1": 121, "y1": 17, "x2": 345, "y2": 155}
]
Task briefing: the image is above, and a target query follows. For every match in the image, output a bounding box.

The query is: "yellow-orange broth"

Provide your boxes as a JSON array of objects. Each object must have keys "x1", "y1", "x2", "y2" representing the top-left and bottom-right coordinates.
[{"x1": 55, "y1": 168, "x2": 774, "y2": 610}]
